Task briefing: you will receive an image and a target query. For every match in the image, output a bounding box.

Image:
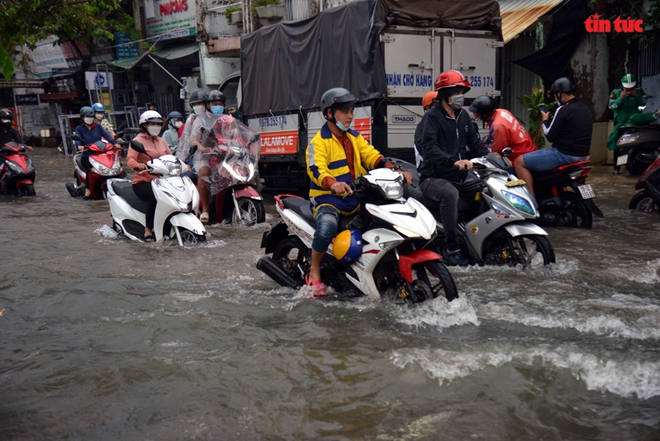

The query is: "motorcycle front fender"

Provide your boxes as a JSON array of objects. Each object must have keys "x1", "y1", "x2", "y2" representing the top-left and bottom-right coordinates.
[
  {"x1": 504, "y1": 222, "x2": 549, "y2": 237},
  {"x1": 234, "y1": 185, "x2": 262, "y2": 200},
  {"x1": 398, "y1": 249, "x2": 443, "y2": 283},
  {"x1": 169, "y1": 212, "x2": 206, "y2": 237}
]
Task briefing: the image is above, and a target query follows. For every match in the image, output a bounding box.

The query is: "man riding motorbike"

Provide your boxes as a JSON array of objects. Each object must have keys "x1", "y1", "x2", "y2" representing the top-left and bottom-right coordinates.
[
  {"x1": 74, "y1": 106, "x2": 117, "y2": 199},
  {"x1": 305, "y1": 87, "x2": 411, "y2": 298},
  {"x1": 514, "y1": 77, "x2": 592, "y2": 201},
  {"x1": 418, "y1": 70, "x2": 490, "y2": 266},
  {"x1": 469, "y1": 95, "x2": 537, "y2": 164}
]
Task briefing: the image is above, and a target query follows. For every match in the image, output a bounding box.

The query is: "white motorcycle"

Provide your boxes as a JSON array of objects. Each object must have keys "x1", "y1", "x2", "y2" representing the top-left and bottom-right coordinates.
[
  {"x1": 405, "y1": 151, "x2": 555, "y2": 268},
  {"x1": 257, "y1": 168, "x2": 458, "y2": 303},
  {"x1": 107, "y1": 141, "x2": 206, "y2": 245}
]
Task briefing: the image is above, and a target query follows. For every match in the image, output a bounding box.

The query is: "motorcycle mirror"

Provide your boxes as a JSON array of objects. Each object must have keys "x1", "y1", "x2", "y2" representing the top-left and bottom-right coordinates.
[
  {"x1": 70, "y1": 134, "x2": 83, "y2": 142},
  {"x1": 130, "y1": 140, "x2": 147, "y2": 154},
  {"x1": 501, "y1": 147, "x2": 513, "y2": 157}
]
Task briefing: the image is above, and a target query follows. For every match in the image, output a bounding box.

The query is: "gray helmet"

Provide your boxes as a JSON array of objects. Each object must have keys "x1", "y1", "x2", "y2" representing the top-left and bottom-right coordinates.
[
  {"x1": 208, "y1": 90, "x2": 225, "y2": 103},
  {"x1": 189, "y1": 89, "x2": 208, "y2": 105},
  {"x1": 469, "y1": 95, "x2": 496, "y2": 115},
  {"x1": 321, "y1": 87, "x2": 357, "y2": 117},
  {"x1": 168, "y1": 111, "x2": 183, "y2": 120},
  {"x1": 0, "y1": 108, "x2": 13, "y2": 128},
  {"x1": 550, "y1": 77, "x2": 575, "y2": 94},
  {"x1": 79, "y1": 106, "x2": 95, "y2": 117}
]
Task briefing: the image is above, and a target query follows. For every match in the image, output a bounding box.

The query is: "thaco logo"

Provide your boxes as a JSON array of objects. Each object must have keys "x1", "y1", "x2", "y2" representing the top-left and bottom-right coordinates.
[{"x1": 584, "y1": 14, "x2": 644, "y2": 33}]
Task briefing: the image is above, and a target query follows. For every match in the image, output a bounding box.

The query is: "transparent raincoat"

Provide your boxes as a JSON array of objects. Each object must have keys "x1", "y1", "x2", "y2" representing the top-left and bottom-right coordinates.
[{"x1": 178, "y1": 112, "x2": 261, "y2": 195}]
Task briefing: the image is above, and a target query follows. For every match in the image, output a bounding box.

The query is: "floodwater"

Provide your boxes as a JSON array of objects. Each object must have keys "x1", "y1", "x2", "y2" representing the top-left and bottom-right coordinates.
[{"x1": 1, "y1": 147, "x2": 659, "y2": 440}]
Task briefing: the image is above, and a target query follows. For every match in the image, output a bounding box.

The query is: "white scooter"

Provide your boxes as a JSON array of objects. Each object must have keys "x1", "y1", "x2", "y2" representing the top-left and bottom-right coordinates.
[
  {"x1": 107, "y1": 141, "x2": 206, "y2": 245},
  {"x1": 257, "y1": 168, "x2": 458, "y2": 303}
]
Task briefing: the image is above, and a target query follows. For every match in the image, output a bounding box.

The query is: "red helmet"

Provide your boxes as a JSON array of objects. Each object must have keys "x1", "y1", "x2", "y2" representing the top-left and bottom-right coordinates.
[
  {"x1": 422, "y1": 91, "x2": 438, "y2": 110},
  {"x1": 434, "y1": 70, "x2": 470, "y2": 92}
]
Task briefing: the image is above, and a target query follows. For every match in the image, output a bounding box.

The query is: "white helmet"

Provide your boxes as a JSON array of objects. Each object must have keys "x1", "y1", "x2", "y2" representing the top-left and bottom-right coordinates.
[{"x1": 139, "y1": 110, "x2": 163, "y2": 126}]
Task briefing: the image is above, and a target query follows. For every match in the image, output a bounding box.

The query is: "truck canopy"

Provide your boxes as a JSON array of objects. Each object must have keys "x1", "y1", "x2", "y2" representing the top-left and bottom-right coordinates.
[{"x1": 240, "y1": 0, "x2": 501, "y2": 116}]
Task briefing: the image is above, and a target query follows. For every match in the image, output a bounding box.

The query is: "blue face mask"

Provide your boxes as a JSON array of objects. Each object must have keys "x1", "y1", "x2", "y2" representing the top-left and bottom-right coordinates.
[
  {"x1": 211, "y1": 106, "x2": 224, "y2": 115},
  {"x1": 336, "y1": 120, "x2": 350, "y2": 132}
]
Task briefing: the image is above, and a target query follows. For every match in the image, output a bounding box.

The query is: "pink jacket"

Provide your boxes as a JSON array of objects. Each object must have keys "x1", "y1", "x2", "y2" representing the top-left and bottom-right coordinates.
[{"x1": 127, "y1": 132, "x2": 172, "y2": 184}]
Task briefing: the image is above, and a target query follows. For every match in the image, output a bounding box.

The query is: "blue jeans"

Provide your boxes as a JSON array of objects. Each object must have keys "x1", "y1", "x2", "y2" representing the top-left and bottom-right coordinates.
[
  {"x1": 523, "y1": 147, "x2": 589, "y2": 172},
  {"x1": 312, "y1": 205, "x2": 339, "y2": 253}
]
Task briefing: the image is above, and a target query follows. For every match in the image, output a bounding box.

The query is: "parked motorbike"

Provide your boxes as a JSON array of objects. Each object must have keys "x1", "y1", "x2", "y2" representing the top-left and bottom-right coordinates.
[
  {"x1": 629, "y1": 155, "x2": 660, "y2": 213},
  {"x1": 0, "y1": 141, "x2": 35, "y2": 196},
  {"x1": 613, "y1": 112, "x2": 660, "y2": 176},
  {"x1": 406, "y1": 153, "x2": 555, "y2": 268},
  {"x1": 257, "y1": 168, "x2": 458, "y2": 303},
  {"x1": 532, "y1": 160, "x2": 603, "y2": 229},
  {"x1": 65, "y1": 134, "x2": 123, "y2": 200},
  {"x1": 107, "y1": 141, "x2": 206, "y2": 245}
]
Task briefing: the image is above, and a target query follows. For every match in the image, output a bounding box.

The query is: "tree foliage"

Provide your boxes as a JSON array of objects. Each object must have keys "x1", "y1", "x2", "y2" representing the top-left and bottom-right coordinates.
[{"x1": 0, "y1": 0, "x2": 135, "y2": 80}]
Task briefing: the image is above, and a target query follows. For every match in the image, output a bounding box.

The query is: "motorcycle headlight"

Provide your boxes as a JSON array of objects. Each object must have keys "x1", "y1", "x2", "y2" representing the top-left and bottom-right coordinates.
[
  {"x1": 393, "y1": 225, "x2": 421, "y2": 238},
  {"x1": 501, "y1": 190, "x2": 535, "y2": 216},
  {"x1": 90, "y1": 157, "x2": 121, "y2": 176},
  {"x1": 376, "y1": 177, "x2": 404, "y2": 199},
  {"x1": 155, "y1": 181, "x2": 190, "y2": 211},
  {"x1": 163, "y1": 158, "x2": 182, "y2": 176},
  {"x1": 5, "y1": 160, "x2": 25, "y2": 175}
]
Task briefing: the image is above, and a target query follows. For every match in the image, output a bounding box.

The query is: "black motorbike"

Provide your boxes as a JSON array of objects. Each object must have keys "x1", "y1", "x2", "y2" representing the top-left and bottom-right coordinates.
[
  {"x1": 613, "y1": 113, "x2": 660, "y2": 176},
  {"x1": 629, "y1": 155, "x2": 660, "y2": 213}
]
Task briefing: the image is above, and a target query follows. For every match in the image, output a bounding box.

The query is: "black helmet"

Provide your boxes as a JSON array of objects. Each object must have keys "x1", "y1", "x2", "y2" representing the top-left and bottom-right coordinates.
[
  {"x1": 321, "y1": 87, "x2": 357, "y2": 117},
  {"x1": 469, "y1": 95, "x2": 496, "y2": 115},
  {"x1": 550, "y1": 77, "x2": 575, "y2": 94},
  {"x1": 79, "y1": 106, "x2": 95, "y2": 117},
  {"x1": 208, "y1": 90, "x2": 225, "y2": 103},
  {"x1": 189, "y1": 89, "x2": 208, "y2": 105},
  {"x1": 0, "y1": 108, "x2": 13, "y2": 128},
  {"x1": 167, "y1": 111, "x2": 183, "y2": 120}
]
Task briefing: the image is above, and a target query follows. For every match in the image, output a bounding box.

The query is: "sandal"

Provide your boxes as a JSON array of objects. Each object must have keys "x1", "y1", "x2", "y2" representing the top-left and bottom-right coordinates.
[
  {"x1": 144, "y1": 234, "x2": 156, "y2": 243},
  {"x1": 200, "y1": 212, "x2": 210, "y2": 223},
  {"x1": 305, "y1": 274, "x2": 327, "y2": 300}
]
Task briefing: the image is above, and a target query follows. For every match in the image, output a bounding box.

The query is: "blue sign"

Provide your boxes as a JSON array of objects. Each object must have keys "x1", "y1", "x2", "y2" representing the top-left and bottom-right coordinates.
[{"x1": 114, "y1": 32, "x2": 139, "y2": 59}]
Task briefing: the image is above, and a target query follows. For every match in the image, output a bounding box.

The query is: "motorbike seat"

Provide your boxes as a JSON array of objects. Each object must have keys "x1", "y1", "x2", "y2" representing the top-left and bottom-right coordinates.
[
  {"x1": 533, "y1": 161, "x2": 591, "y2": 178},
  {"x1": 282, "y1": 197, "x2": 316, "y2": 227},
  {"x1": 112, "y1": 180, "x2": 149, "y2": 214}
]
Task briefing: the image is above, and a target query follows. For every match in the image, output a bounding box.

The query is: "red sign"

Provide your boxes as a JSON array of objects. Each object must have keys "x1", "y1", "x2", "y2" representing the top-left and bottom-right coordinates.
[
  {"x1": 260, "y1": 131, "x2": 299, "y2": 155},
  {"x1": 354, "y1": 118, "x2": 371, "y2": 142},
  {"x1": 585, "y1": 14, "x2": 644, "y2": 33}
]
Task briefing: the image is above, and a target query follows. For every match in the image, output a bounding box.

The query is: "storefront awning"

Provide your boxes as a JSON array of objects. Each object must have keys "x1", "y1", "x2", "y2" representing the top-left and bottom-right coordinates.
[
  {"x1": 151, "y1": 43, "x2": 199, "y2": 60},
  {"x1": 106, "y1": 51, "x2": 151, "y2": 70},
  {"x1": 0, "y1": 81, "x2": 44, "y2": 88},
  {"x1": 499, "y1": 0, "x2": 564, "y2": 43}
]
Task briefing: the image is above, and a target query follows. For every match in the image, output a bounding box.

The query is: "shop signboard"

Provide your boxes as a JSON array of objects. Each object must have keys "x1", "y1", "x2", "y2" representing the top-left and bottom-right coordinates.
[{"x1": 144, "y1": 0, "x2": 197, "y2": 41}]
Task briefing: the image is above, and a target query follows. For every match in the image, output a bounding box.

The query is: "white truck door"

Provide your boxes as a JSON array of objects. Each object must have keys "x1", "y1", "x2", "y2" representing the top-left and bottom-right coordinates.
[{"x1": 442, "y1": 34, "x2": 501, "y2": 98}]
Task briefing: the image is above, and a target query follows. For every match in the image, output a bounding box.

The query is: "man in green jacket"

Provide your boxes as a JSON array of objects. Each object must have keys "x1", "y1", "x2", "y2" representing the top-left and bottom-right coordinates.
[{"x1": 607, "y1": 73, "x2": 647, "y2": 174}]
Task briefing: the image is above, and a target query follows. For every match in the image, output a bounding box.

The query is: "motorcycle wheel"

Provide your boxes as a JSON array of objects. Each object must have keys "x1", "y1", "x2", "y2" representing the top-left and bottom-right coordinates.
[
  {"x1": 409, "y1": 260, "x2": 458, "y2": 302},
  {"x1": 178, "y1": 228, "x2": 206, "y2": 245},
  {"x1": 272, "y1": 236, "x2": 311, "y2": 287},
  {"x1": 18, "y1": 184, "x2": 35, "y2": 197},
  {"x1": 629, "y1": 191, "x2": 659, "y2": 212},
  {"x1": 626, "y1": 149, "x2": 651, "y2": 176},
  {"x1": 509, "y1": 235, "x2": 555, "y2": 267},
  {"x1": 558, "y1": 191, "x2": 593, "y2": 228},
  {"x1": 231, "y1": 198, "x2": 265, "y2": 226}
]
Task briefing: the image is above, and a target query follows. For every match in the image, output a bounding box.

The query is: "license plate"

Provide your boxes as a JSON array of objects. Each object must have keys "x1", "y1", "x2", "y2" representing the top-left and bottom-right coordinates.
[
  {"x1": 616, "y1": 154, "x2": 628, "y2": 166},
  {"x1": 506, "y1": 179, "x2": 526, "y2": 187},
  {"x1": 578, "y1": 184, "x2": 595, "y2": 199}
]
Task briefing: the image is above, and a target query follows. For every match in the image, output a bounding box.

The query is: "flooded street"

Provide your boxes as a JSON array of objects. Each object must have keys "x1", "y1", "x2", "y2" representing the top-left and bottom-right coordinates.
[{"x1": 1, "y1": 147, "x2": 659, "y2": 440}]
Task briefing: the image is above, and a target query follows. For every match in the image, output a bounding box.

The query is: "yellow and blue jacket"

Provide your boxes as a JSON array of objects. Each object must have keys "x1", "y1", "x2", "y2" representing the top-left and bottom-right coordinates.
[{"x1": 306, "y1": 123, "x2": 383, "y2": 215}]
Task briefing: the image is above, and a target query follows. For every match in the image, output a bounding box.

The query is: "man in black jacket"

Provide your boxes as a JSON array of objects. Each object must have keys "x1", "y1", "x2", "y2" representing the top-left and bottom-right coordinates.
[
  {"x1": 514, "y1": 77, "x2": 592, "y2": 199},
  {"x1": 419, "y1": 70, "x2": 490, "y2": 266}
]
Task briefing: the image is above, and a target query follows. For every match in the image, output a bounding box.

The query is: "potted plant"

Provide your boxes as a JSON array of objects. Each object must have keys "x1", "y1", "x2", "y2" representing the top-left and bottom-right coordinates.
[
  {"x1": 517, "y1": 76, "x2": 557, "y2": 148},
  {"x1": 253, "y1": 0, "x2": 284, "y2": 19},
  {"x1": 226, "y1": 6, "x2": 242, "y2": 24}
]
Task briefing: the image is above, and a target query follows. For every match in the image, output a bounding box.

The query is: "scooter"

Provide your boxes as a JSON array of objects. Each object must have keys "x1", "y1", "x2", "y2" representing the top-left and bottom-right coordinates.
[
  {"x1": 0, "y1": 141, "x2": 35, "y2": 196},
  {"x1": 613, "y1": 112, "x2": 660, "y2": 176},
  {"x1": 65, "y1": 134, "x2": 123, "y2": 200},
  {"x1": 532, "y1": 160, "x2": 604, "y2": 229},
  {"x1": 406, "y1": 152, "x2": 555, "y2": 268},
  {"x1": 257, "y1": 168, "x2": 458, "y2": 303},
  {"x1": 210, "y1": 141, "x2": 265, "y2": 226},
  {"x1": 629, "y1": 155, "x2": 660, "y2": 213},
  {"x1": 107, "y1": 141, "x2": 206, "y2": 245}
]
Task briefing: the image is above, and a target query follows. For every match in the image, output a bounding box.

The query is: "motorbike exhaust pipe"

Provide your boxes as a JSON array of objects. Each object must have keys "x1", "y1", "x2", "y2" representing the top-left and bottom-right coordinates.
[{"x1": 256, "y1": 256, "x2": 301, "y2": 289}]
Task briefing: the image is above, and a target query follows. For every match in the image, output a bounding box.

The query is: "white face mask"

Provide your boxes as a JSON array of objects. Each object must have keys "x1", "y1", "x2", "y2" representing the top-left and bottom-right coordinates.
[
  {"x1": 192, "y1": 105, "x2": 206, "y2": 115},
  {"x1": 83, "y1": 117, "x2": 94, "y2": 125},
  {"x1": 174, "y1": 120, "x2": 183, "y2": 129},
  {"x1": 95, "y1": 112, "x2": 104, "y2": 120},
  {"x1": 147, "y1": 125, "x2": 161, "y2": 136}
]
